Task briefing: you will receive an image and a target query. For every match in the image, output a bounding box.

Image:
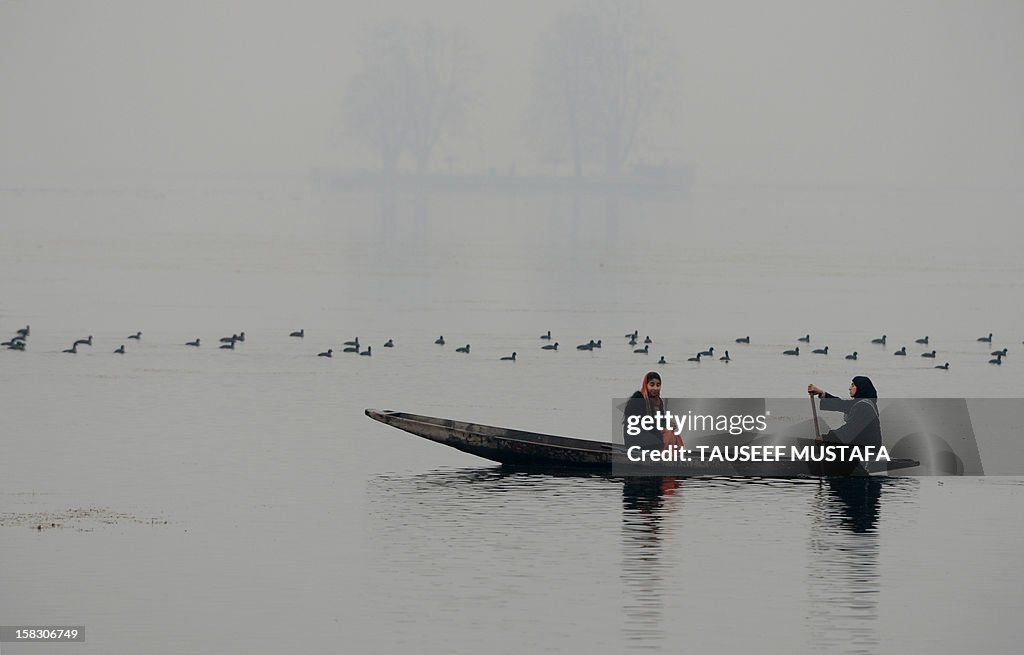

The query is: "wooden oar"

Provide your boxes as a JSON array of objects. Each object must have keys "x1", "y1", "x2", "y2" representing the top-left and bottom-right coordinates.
[
  {"x1": 810, "y1": 392, "x2": 824, "y2": 477},
  {"x1": 810, "y1": 392, "x2": 822, "y2": 444}
]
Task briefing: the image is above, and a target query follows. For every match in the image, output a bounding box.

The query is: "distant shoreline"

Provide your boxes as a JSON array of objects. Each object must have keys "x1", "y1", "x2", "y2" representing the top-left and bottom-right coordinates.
[{"x1": 311, "y1": 168, "x2": 694, "y2": 196}]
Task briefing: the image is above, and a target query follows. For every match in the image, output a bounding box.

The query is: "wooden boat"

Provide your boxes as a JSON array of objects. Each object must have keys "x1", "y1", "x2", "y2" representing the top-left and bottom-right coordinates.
[{"x1": 364, "y1": 409, "x2": 920, "y2": 477}]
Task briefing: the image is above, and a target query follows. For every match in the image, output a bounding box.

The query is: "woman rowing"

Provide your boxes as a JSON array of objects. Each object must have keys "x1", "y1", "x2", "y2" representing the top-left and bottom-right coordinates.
[{"x1": 806, "y1": 376, "x2": 882, "y2": 448}]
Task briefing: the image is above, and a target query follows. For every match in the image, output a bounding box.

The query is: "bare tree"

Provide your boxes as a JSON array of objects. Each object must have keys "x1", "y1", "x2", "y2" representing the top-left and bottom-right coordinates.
[
  {"x1": 343, "y1": 20, "x2": 408, "y2": 174},
  {"x1": 405, "y1": 23, "x2": 477, "y2": 174},
  {"x1": 527, "y1": 10, "x2": 601, "y2": 177},
  {"x1": 527, "y1": 1, "x2": 676, "y2": 176},
  {"x1": 343, "y1": 19, "x2": 477, "y2": 175}
]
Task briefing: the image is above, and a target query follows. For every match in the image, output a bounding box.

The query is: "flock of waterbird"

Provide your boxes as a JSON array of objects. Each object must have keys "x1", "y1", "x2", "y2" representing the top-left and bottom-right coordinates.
[
  {"x1": 0, "y1": 326, "x2": 254, "y2": 354},
  {"x1": 0, "y1": 325, "x2": 390, "y2": 358},
  {"x1": 769, "y1": 333, "x2": 1011, "y2": 369},
  {"x1": 599, "y1": 331, "x2": 1007, "y2": 369},
  {"x1": 437, "y1": 330, "x2": 1010, "y2": 370},
  {"x1": 1, "y1": 325, "x2": 1014, "y2": 370}
]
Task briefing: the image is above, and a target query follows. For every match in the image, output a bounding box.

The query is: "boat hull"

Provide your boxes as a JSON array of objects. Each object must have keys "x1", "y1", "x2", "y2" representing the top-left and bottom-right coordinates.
[{"x1": 364, "y1": 409, "x2": 918, "y2": 477}]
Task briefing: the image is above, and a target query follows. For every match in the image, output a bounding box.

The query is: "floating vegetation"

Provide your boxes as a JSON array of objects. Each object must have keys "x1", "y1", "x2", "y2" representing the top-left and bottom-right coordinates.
[{"x1": 0, "y1": 506, "x2": 169, "y2": 532}]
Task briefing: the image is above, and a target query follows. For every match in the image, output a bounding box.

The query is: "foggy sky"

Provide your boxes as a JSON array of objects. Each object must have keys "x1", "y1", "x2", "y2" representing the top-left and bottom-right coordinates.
[{"x1": 1, "y1": 0, "x2": 1022, "y2": 188}]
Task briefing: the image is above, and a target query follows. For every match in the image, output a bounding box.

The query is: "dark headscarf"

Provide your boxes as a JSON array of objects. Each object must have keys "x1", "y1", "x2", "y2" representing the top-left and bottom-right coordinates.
[{"x1": 851, "y1": 376, "x2": 877, "y2": 399}]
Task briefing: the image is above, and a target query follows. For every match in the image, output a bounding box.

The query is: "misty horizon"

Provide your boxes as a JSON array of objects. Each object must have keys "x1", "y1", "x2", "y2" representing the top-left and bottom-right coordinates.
[{"x1": 2, "y1": 0, "x2": 1023, "y2": 190}]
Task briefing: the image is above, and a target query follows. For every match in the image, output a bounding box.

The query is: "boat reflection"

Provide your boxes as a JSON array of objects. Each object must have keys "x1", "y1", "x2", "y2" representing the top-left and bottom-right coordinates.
[
  {"x1": 618, "y1": 475, "x2": 915, "y2": 651},
  {"x1": 366, "y1": 467, "x2": 915, "y2": 653}
]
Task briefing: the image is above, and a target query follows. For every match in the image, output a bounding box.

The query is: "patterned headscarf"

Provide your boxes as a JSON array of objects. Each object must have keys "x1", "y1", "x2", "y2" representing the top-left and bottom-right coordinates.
[{"x1": 640, "y1": 371, "x2": 661, "y2": 397}]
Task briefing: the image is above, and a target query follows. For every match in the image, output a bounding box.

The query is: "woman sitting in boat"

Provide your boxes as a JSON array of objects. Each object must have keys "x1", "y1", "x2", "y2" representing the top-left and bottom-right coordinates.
[
  {"x1": 806, "y1": 376, "x2": 881, "y2": 448},
  {"x1": 623, "y1": 371, "x2": 683, "y2": 451}
]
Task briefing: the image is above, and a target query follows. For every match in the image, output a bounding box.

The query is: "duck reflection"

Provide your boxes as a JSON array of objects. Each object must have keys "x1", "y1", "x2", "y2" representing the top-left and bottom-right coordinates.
[{"x1": 621, "y1": 477, "x2": 681, "y2": 647}]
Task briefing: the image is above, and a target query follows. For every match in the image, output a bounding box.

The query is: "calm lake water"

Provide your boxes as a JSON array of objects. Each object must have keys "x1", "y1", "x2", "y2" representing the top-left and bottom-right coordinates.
[{"x1": 1, "y1": 187, "x2": 1023, "y2": 653}]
